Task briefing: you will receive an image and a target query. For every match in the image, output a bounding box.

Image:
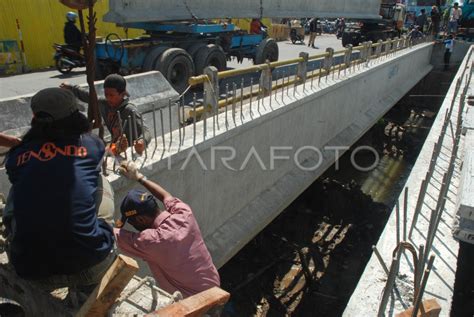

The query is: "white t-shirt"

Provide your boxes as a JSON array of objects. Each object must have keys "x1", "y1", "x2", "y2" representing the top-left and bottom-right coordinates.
[{"x1": 450, "y1": 8, "x2": 462, "y2": 21}]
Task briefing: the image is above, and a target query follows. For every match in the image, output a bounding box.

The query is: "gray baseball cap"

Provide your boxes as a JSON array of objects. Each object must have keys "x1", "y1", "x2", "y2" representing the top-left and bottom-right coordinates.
[{"x1": 31, "y1": 88, "x2": 80, "y2": 121}]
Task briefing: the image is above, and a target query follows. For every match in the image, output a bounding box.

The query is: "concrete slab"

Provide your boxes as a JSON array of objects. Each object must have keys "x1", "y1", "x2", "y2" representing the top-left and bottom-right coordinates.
[{"x1": 344, "y1": 46, "x2": 474, "y2": 317}]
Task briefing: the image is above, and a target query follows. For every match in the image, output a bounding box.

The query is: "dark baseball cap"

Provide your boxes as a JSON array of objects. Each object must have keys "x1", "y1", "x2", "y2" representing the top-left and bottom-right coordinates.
[
  {"x1": 116, "y1": 189, "x2": 158, "y2": 228},
  {"x1": 31, "y1": 88, "x2": 80, "y2": 121}
]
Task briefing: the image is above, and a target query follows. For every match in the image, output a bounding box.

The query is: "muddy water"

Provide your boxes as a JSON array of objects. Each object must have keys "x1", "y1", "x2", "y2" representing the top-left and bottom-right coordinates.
[{"x1": 219, "y1": 67, "x2": 458, "y2": 317}]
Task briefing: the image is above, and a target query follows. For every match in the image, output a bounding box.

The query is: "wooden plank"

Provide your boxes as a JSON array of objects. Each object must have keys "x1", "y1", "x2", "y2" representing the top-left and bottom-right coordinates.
[
  {"x1": 147, "y1": 287, "x2": 230, "y2": 317},
  {"x1": 76, "y1": 255, "x2": 139, "y2": 317},
  {"x1": 396, "y1": 299, "x2": 441, "y2": 317}
]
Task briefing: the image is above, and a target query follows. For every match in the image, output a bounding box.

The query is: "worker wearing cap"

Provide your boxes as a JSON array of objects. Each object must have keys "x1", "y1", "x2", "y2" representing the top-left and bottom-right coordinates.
[
  {"x1": 114, "y1": 161, "x2": 220, "y2": 297},
  {"x1": 4, "y1": 88, "x2": 115, "y2": 289}
]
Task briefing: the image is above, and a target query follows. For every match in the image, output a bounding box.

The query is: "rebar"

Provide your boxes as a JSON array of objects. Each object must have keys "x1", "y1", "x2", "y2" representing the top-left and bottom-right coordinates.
[
  {"x1": 151, "y1": 104, "x2": 158, "y2": 158},
  {"x1": 411, "y1": 255, "x2": 435, "y2": 317},
  {"x1": 159, "y1": 109, "x2": 165, "y2": 157},
  {"x1": 372, "y1": 245, "x2": 389, "y2": 275},
  {"x1": 232, "y1": 83, "x2": 237, "y2": 125},
  {"x1": 396, "y1": 200, "x2": 400, "y2": 245},
  {"x1": 403, "y1": 187, "x2": 408, "y2": 241},
  {"x1": 225, "y1": 84, "x2": 229, "y2": 129},
  {"x1": 192, "y1": 95, "x2": 197, "y2": 146},
  {"x1": 128, "y1": 115, "x2": 134, "y2": 159}
]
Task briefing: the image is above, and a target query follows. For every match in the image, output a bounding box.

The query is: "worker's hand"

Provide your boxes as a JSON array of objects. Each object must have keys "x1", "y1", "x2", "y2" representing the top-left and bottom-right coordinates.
[
  {"x1": 118, "y1": 161, "x2": 144, "y2": 182},
  {"x1": 116, "y1": 135, "x2": 129, "y2": 154},
  {"x1": 60, "y1": 82, "x2": 73, "y2": 90},
  {"x1": 0, "y1": 134, "x2": 21, "y2": 148},
  {"x1": 134, "y1": 139, "x2": 145, "y2": 155}
]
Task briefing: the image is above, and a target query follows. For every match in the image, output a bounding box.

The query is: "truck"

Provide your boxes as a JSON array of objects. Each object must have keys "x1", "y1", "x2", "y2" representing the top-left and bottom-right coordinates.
[
  {"x1": 95, "y1": 0, "x2": 382, "y2": 93},
  {"x1": 341, "y1": 0, "x2": 407, "y2": 47}
]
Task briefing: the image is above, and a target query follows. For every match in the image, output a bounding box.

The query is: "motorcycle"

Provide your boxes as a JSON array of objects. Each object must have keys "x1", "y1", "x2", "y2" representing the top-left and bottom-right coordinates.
[
  {"x1": 53, "y1": 43, "x2": 85, "y2": 74},
  {"x1": 290, "y1": 28, "x2": 305, "y2": 44}
]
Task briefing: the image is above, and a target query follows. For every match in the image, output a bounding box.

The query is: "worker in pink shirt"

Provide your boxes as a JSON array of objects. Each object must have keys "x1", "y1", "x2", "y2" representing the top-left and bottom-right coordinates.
[{"x1": 114, "y1": 161, "x2": 220, "y2": 297}]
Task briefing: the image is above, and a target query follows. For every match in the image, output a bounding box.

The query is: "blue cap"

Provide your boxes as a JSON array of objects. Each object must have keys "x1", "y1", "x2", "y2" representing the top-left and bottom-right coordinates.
[{"x1": 117, "y1": 189, "x2": 158, "y2": 228}]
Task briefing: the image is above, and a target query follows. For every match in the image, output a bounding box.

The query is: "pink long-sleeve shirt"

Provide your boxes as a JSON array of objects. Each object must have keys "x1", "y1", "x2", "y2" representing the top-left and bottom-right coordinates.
[{"x1": 113, "y1": 196, "x2": 220, "y2": 297}]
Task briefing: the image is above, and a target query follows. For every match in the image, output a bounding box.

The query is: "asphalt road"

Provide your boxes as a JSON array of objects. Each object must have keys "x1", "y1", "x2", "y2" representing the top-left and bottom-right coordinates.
[{"x1": 0, "y1": 34, "x2": 343, "y2": 99}]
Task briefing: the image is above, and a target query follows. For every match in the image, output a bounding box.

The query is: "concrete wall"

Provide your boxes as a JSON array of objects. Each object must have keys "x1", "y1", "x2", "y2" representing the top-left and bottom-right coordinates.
[
  {"x1": 108, "y1": 43, "x2": 434, "y2": 269},
  {"x1": 0, "y1": 71, "x2": 179, "y2": 137}
]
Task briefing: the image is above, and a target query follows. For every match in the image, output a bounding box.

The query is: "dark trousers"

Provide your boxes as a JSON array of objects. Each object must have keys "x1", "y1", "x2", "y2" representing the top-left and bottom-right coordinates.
[
  {"x1": 451, "y1": 241, "x2": 474, "y2": 317},
  {"x1": 444, "y1": 49, "x2": 452, "y2": 70}
]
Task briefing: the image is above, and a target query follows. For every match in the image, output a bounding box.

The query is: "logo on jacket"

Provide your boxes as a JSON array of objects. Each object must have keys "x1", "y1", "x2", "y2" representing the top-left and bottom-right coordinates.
[{"x1": 16, "y1": 143, "x2": 88, "y2": 166}]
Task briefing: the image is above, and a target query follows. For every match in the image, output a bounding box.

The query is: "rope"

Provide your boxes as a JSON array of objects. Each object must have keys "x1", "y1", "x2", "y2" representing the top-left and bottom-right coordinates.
[{"x1": 182, "y1": 0, "x2": 198, "y2": 21}]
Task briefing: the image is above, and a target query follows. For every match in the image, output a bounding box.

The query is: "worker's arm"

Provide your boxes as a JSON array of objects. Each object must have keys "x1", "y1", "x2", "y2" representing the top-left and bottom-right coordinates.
[
  {"x1": 60, "y1": 82, "x2": 90, "y2": 103},
  {"x1": 0, "y1": 133, "x2": 20, "y2": 148},
  {"x1": 119, "y1": 161, "x2": 172, "y2": 202}
]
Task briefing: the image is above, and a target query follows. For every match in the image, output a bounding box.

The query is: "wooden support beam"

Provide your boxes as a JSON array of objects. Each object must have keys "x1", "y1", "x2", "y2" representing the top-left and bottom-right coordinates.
[
  {"x1": 147, "y1": 287, "x2": 230, "y2": 317},
  {"x1": 76, "y1": 255, "x2": 138, "y2": 317},
  {"x1": 396, "y1": 299, "x2": 441, "y2": 317}
]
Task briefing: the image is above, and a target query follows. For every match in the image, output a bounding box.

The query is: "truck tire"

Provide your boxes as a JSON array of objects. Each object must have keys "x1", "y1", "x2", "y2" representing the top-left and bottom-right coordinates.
[
  {"x1": 143, "y1": 46, "x2": 169, "y2": 71},
  {"x1": 194, "y1": 44, "x2": 227, "y2": 75},
  {"x1": 255, "y1": 38, "x2": 279, "y2": 65},
  {"x1": 155, "y1": 48, "x2": 195, "y2": 94}
]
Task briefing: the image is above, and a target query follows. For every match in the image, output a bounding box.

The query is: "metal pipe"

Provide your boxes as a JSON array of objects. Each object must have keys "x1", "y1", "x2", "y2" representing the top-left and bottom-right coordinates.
[
  {"x1": 377, "y1": 255, "x2": 401, "y2": 316},
  {"x1": 193, "y1": 94, "x2": 197, "y2": 146},
  {"x1": 117, "y1": 113, "x2": 127, "y2": 160},
  {"x1": 411, "y1": 255, "x2": 435, "y2": 317},
  {"x1": 140, "y1": 115, "x2": 148, "y2": 163},
  {"x1": 177, "y1": 99, "x2": 182, "y2": 147},
  {"x1": 168, "y1": 99, "x2": 173, "y2": 150},
  {"x1": 159, "y1": 109, "x2": 165, "y2": 157},
  {"x1": 416, "y1": 244, "x2": 424, "y2": 290},
  {"x1": 203, "y1": 91, "x2": 208, "y2": 140},
  {"x1": 232, "y1": 83, "x2": 237, "y2": 125},
  {"x1": 240, "y1": 79, "x2": 245, "y2": 122},
  {"x1": 372, "y1": 245, "x2": 389, "y2": 275},
  {"x1": 275, "y1": 70, "x2": 280, "y2": 103},
  {"x1": 128, "y1": 115, "x2": 134, "y2": 159},
  {"x1": 396, "y1": 199, "x2": 400, "y2": 245},
  {"x1": 151, "y1": 104, "x2": 158, "y2": 158},
  {"x1": 404, "y1": 187, "x2": 408, "y2": 241},
  {"x1": 409, "y1": 177, "x2": 428, "y2": 239},
  {"x1": 225, "y1": 83, "x2": 229, "y2": 129},
  {"x1": 250, "y1": 78, "x2": 254, "y2": 118},
  {"x1": 182, "y1": 95, "x2": 186, "y2": 143}
]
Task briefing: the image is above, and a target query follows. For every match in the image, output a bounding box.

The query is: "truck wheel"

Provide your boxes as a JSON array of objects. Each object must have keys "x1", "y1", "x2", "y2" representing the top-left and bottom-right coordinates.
[
  {"x1": 255, "y1": 38, "x2": 279, "y2": 65},
  {"x1": 194, "y1": 44, "x2": 227, "y2": 75},
  {"x1": 143, "y1": 46, "x2": 169, "y2": 71},
  {"x1": 155, "y1": 48, "x2": 195, "y2": 94}
]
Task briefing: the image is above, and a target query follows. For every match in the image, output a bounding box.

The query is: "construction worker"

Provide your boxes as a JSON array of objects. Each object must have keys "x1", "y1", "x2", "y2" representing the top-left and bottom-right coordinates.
[
  {"x1": 448, "y1": 2, "x2": 462, "y2": 34},
  {"x1": 61, "y1": 74, "x2": 151, "y2": 155},
  {"x1": 4, "y1": 88, "x2": 116, "y2": 289},
  {"x1": 250, "y1": 18, "x2": 267, "y2": 36},
  {"x1": 308, "y1": 18, "x2": 318, "y2": 48},
  {"x1": 114, "y1": 161, "x2": 220, "y2": 297}
]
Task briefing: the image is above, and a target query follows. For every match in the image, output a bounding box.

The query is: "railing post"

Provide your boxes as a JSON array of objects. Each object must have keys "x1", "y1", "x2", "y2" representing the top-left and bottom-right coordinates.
[
  {"x1": 203, "y1": 66, "x2": 219, "y2": 114},
  {"x1": 297, "y1": 52, "x2": 309, "y2": 85},
  {"x1": 365, "y1": 41, "x2": 373, "y2": 66},
  {"x1": 260, "y1": 61, "x2": 272, "y2": 96},
  {"x1": 376, "y1": 39, "x2": 383, "y2": 58},
  {"x1": 344, "y1": 44, "x2": 352, "y2": 71},
  {"x1": 324, "y1": 47, "x2": 334, "y2": 76}
]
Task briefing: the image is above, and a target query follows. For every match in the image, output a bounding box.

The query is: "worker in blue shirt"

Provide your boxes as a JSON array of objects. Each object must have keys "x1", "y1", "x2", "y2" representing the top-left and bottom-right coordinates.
[{"x1": 4, "y1": 88, "x2": 116, "y2": 291}]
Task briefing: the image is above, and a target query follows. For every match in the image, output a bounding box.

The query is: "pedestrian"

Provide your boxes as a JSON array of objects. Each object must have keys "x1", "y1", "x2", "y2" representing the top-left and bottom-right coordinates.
[
  {"x1": 443, "y1": 33, "x2": 455, "y2": 71},
  {"x1": 4, "y1": 88, "x2": 116, "y2": 291},
  {"x1": 250, "y1": 18, "x2": 267, "y2": 35},
  {"x1": 416, "y1": 9, "x2": 428, "y2": 33},
  {"x1": 64, "y1": 12, "x2": 83, "y2": 52},
  {"x1": 61, "y1": 74, "x2": 151, "y2": 155},
  {"x1": 431, "y1": 6, "x2": 441, "y2": 36},
  {"x1": 114, "y1": 160, "x2": 221, "y2": 298},
  {"x1": 0, "y1": 133, "x2": 20, "y2": 149},
  {"x1": 448, "y1": 2, "x2": 462, "y2": 34},
  {"x1": 308, "y1": 18, "x2": 318, "y2": 48}
]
